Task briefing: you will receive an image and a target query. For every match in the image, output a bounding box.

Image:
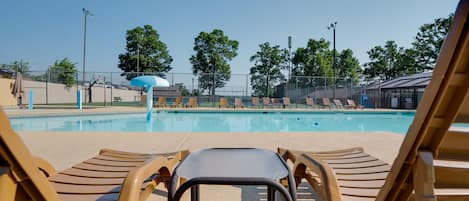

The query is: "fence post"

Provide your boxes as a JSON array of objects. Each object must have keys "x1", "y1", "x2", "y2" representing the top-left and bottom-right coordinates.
[
  {"x1": 378, "y1": 79, "x2": 382, "y2": 109},
  {"x1": 77, "y1": 90, "x2": 82, "y2": 110},
  {"x1": 46, "y1": 69, "x2": 49, "y2": 105},
  {"x1": 323, "y1": 76, "x2": 327, "y2": 98},
  {"x1": 28, "y1": 90, "x2": 33, "y2": 110},
  {"x1": 110, "y1": 72, "x2": 113, "y2": 106},
  {"x1": 83, "y1": 72, "x2": 87, "y2": 104},
  {"x1": 103, "y1": 76, "x2": 106, "y2": 107},
  {"x1": 245, "y1": 74, "x2": 249, "y2": 97}
]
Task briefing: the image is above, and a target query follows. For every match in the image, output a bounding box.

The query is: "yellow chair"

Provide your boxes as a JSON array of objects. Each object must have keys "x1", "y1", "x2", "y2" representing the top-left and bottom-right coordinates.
[{"x1": 0, "y1": 108, "x2": 186, "y2": 201}]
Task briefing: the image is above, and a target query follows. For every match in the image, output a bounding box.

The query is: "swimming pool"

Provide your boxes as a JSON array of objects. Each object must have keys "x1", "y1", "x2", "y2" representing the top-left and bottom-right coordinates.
[{"x1": 10, "y1": 111, "x2": 416, "y2": 134}]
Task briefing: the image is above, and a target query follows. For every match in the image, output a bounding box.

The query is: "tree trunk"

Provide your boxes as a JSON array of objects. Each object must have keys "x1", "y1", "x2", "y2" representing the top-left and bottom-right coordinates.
[{"x1": 88, "y1": 87, "x2": 92, "y2": 103}]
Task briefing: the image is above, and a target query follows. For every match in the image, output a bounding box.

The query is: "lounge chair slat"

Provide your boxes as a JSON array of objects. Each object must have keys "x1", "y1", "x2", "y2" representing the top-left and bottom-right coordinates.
[
  {"x1": 61, "y1": 168, "x2": 129, "y2": 178},
  {"x1": 100, "y1": 149, "x2": 151, "y2": 156},
  {"x1": 328, "y1": 161, "x2": 389, "y2": 169},
  {"x1": 53, "y1": 183, "x2": 122, "y2": 194},
  {"x1": 317, "y1": 153, "x2": 371, "y2": 160},
  {"x1": 84, "y1": 158, "x2": 144, "y2": 167},
  {"x1": 100, "y1": 152, "x2": 150, "y2": 159},
  {"x1": 325, "y1": 156, "x2": 381, "y2": 164},
  {"x1": 433, "y1": 188, "x2": 469, "y2": 199},
  {"x1": 93, "y1": 155, "x2": 147, "y2": 162},
  {"x1": 333, "y1": 165, "x2": 390, "y2": 175},
  {"x1": 339, "y1": 180, "x2": 385, "y2": 189},
  {"x1": 340, "y1": 187, "x2": 380, "y2": 197},
  {"x1": 49, "y1": 174, "x2": 125, "y2": 185},
  {"x1": 52, "y1": 181, "x2": 152, "y2": 194},
  {"x1": 100, "y1": 150, "x2": 151, "y2": 157},
  {"x1": 438, "y1": 128, "x2": 469, "y2": 161},
  {"x1": 339, "y1": 179, "x2": 384, "y2": 189},
  {"x1": 434, "y1": 160, "x2": 469, "y2": 188},
  {"x1": 341, "y1": 195, "x2": 376, "y2": 201},
  {"x1": 335, "y1": 172, "x2": 389, "y2": 181},
  {"x1": 73, "y1": 163, "x2": 137, "y2": 172},
  {"x1": 314, "y1": 148, "x2": 363, "y2": 155},
  {"x1": 58, "y1": 193, "x2": 120, "y2": 201}
]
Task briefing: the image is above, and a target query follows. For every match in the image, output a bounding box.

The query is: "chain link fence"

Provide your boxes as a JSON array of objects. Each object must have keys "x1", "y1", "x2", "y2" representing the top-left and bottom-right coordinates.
[{"x1": 1, "y1": 67, "x2": 419, "y2": 109}]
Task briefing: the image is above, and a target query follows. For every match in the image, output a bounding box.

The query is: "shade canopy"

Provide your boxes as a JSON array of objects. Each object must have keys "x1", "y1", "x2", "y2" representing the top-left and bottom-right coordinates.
[{"x1": 130, "y1": 75, "x2": 170, "y2": 88}]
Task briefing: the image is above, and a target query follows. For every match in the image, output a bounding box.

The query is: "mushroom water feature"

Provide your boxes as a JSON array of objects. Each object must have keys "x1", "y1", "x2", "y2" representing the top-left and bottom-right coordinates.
[{"x1": 130, "y1": 75, "x2": 170, "y2": 122}]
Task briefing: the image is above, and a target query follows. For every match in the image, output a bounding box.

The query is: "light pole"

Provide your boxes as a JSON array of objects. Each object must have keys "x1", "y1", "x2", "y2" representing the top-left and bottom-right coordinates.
[
  {"x1": 82, "y1": 8, "x2": 93, "y2": 101},
  {"x1": 136, "y1": 45, "x2": 140, "y2": 76},
  {"x1": 328, "y1": 22, "x2": 337, "y2": 99},
  {"x1": 287, "y1": 36, "x2": 292, "y2": 98},
  {"x1": 288, "y1": 36, "x2": 292, "y2": 80}
]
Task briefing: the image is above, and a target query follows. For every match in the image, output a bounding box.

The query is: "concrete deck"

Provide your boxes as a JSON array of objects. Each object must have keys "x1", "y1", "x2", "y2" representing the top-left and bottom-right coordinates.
[{"x1": 19, "y1": 131, "x2": 404, "y2": 201}]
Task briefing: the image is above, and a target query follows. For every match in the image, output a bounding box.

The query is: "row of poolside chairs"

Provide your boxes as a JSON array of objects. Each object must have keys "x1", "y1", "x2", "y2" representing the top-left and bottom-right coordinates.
[
  {"x1": 1, "y1": 2, "x2": 467, "y2": 200},
  {"x1": 321, "y1": 98, "x2": 365, "y2": 110},
  {"x1": 154, "y1": 96, "x2": 364, "y2": 109}
]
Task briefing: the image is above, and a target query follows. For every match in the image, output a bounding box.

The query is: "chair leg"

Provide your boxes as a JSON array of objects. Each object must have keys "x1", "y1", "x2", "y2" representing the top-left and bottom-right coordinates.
[
  {"x1": 0, "y1": 168, "x2": 21, "y2": 201},
  {"x1": 413, "y1": 151, "x2": 436, "y2": 201}
]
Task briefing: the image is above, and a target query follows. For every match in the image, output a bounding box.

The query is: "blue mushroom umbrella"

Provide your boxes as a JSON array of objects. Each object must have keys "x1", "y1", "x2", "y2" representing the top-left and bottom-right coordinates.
[{"x1": 130, "y1": 76, "x2": 170, "y2": 122}]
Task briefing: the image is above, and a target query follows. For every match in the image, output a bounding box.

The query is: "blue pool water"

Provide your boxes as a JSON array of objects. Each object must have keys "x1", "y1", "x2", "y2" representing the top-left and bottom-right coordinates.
[{"x1": 10, "y1": 111, "x2": 416, "y2": 134}]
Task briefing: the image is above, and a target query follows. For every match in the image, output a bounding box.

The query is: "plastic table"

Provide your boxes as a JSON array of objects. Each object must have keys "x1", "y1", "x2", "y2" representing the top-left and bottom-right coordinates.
[{"x1": 168, "y1": 148, "x2": 296, "y2": 201}]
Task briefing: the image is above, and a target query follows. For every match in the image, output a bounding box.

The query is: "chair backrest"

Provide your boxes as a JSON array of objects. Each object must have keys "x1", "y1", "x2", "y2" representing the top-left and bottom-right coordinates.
[
  {"x1": 322, "y1": 98, "x2": 331, "y2": 106},
  {"x1": 263, "y1": 97, "x2": 270, "y2": 105},
  {"x1": 306, "y1": 97, "x2": 314, "y2": 106},
  {"x1": 283, "y1": 97, "x2": 291, "y2": 105},
  {"x1": 377, "y1": 1, "x2": 469, "y2": 200},
  {"x1": 219, "y1": 97, "x2": 228, "y2": 107},
  {"x1": 346, "y1": 99, "x2": 356, "y2": 107},
  {"x1": 252, "y1": 97, "x2": 259, "y2": 106},
  {"x1": 0, "y1": 108, "x2": 59, "y2": 201},
  {"x1": 175, "y1": 96, "x2": 182, "y2": 105},
  {"x1": 235, "y1": 98, "x2": 243, "y2": 107},
  {"x1": 333, "y1": 99, "x2": 342, "y2": 106},
  {"x1": 158, "y1": 96, "x2": 166, "y2": 105},
  {"x1": 188, "y1": 97, "x2": 197, "y2": 107}
]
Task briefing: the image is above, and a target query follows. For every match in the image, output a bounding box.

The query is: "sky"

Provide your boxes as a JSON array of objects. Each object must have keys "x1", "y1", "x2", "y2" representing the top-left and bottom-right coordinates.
[{"x1": 0, "y1": 0, "x2": 460, "y2": 78}]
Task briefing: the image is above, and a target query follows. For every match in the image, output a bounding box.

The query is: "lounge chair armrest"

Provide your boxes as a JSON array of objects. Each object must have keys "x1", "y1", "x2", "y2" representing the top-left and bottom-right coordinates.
[
  {"x1": 117, "y1": 151, "x2": 187, "y2": 201},
  {"x1": 277, "y1": 147, "x2": 302, "y2": 163},
  {"x1": 34, "y1": 156, "x2": 56, "y2": 177},
  {"x1": 293, "y1": 153, "x2": 342, "y2": 201}
]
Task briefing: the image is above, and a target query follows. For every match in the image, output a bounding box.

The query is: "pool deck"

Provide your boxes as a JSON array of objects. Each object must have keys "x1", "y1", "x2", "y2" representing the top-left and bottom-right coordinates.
[{"x1": 7, "y1": 107, "x2": 406, "y2": 201}]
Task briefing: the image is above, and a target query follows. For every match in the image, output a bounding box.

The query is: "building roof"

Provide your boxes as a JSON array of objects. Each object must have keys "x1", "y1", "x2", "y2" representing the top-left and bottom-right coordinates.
[{"x1": 368, "y1": 72, "x2": 432, "y2": 89}]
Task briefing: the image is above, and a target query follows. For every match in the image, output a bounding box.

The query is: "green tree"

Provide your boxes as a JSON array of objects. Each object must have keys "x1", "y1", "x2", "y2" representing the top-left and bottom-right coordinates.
[
  {"x1": 2, "y1": 60, "x2": 31, "y2": 78},
  {"x1": 291, "y1": 38, "x2": 335, "y2": 87},
  {"x1": 292, "y1": 38, "x2": 332, "y2": 77},
  {"x1": 190, "y1": 29, "x2": 239, "y2": 95},
  {"x1": 363, "y1": 41, "x2": 398, "y2": 80},
  {"x1": 412, "y1": 13, "x2": 453, "y2": 70},
  {"x1": 7, "y1": 60, "x2": 30, "y2": 74},
  {"x1": 249, "y1": 42, "x2": 289, "y2": 97},
  {"x1": 336, "y1": 49, "x2": 362, "y2": 86},
  {"x1": 50, "y1": 58, "x2": 77, "y2": 87},
  {"x1": 176, "y1": 83, "x2": 191, "y2": 96},
  {"x1": 363, "y1": 41, "x2": 419, "y2": 80},
  {"x1": 118, "y1": 25, "x2": 173, "y2": 80}
]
